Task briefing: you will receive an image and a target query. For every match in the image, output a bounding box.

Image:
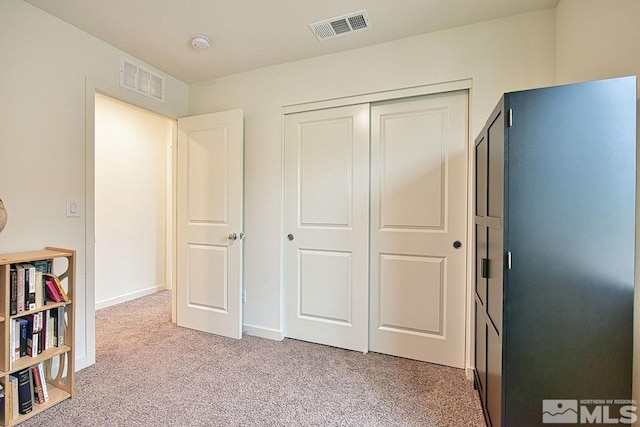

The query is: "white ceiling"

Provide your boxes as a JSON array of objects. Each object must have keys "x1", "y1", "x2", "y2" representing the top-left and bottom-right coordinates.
[{"x1": 25, "y1": 0, "x2": 559, "y2": 84}]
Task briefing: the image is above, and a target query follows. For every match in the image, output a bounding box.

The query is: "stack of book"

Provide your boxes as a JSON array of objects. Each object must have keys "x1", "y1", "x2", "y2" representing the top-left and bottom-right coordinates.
[
  {"x1": 9, "y1": 261, "x2": 70, "y2": 316},
  {"x1": 6, "y1": 363, "x2": 50, "y2": 420},
  {"x1": 8, "y1": 260, "x2": 69, "y2": 371},
  {"x1": 9, "y1": 308, "x2": 66, "y2": 369}
]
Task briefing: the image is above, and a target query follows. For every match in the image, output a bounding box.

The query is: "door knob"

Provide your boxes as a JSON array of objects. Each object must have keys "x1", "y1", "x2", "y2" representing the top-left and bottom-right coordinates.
[
  {"x1": 239, "y1": 232, "x2": 245, "y2": 240},
  {"x1": 453, "y1": 240, "x2": 462, "y2": 249},
  {"x1": 229, "y1": 233, "x2": 238, "y2": 241},
  {"x1": 287, "y1": 234, "x2": 294, "y2": 241}
]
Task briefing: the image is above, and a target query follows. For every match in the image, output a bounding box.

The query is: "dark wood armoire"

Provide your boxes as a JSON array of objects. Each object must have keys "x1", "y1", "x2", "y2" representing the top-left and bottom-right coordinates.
[{"x1": 473, "y1": 77, "x2": 636, "y2": 426}]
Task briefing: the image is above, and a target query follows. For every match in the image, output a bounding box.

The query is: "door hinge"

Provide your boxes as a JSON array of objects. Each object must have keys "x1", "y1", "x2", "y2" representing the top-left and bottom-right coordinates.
[
  {"x1": 506, "y1": 251, "x2": 512, "y2": 270},
  {"x1": 508, "y1": 109, "x2": 513, "y2": 127}
]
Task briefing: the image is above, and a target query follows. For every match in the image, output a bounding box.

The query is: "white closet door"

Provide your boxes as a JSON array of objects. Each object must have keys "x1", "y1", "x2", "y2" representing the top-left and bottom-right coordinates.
[
  {"x1": 370, "y1": 92, "x2": 468, "y2": 367},
  {"x1": 284, "y1": 104, "x2": 370, "y2": 352}
]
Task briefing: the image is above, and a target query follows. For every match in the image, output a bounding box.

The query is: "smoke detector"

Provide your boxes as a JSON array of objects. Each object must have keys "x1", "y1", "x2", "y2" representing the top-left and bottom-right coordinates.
[{"x1": 191, "y1": 35, "x2": 212, "y2": 50}]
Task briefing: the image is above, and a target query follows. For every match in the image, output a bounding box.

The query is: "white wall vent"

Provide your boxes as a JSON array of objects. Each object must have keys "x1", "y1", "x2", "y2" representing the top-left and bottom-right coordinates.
[
  {"x1": 309, "y1": 10, "x2": 372, "y2": 41},
  {"x1": 119, "y1": 57, "x2": 165, "y2": 103}
]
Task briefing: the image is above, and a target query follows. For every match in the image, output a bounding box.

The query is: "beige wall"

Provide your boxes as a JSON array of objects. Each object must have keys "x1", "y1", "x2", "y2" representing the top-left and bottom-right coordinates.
[
  {"x1": 0, "y1": 0, "x2": 189, "y2": 369},
  {"x1": 556, "y1": 0, "x2": 640, "y2": 92},
  {"x1": 554, "y1": 0, "x2": 640, "y2": 413},
  {"x1": 189, "y1": 9, "x2": 557, "y2": 340},
  {"x1": 94, "y1": 93, "x2": 172, "y2": 309}
]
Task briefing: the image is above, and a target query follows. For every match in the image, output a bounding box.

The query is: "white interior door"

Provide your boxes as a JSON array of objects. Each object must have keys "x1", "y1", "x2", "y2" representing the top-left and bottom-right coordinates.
[
  {"x1": 369, "y1": 92, "x2": 468, "y2": 367},
  {"x1": 284, "y1": 104, "x2": 369, "y2": 352},
  {"x1": 176, "y1": 109, "x2": 244, "y2": 339}
]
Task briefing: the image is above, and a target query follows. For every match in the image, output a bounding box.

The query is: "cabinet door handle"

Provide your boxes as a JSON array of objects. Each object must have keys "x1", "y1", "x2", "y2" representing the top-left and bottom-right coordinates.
[{"x1": 481, "y1": 258, "x2": 489, "y2": 279}]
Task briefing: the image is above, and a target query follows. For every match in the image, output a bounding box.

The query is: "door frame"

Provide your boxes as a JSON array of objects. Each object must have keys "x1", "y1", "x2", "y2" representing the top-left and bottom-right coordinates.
[
  {"x1": 281, "y1": 78, "x2": 476, "y2": 377},
  {"x1": 84, "y1": 77, "x2": 181, "y2": 369}
]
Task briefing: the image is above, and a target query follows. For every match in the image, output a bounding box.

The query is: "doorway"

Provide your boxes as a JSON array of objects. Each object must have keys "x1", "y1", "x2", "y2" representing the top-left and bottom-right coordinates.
[
  {"x1": 94, "y1": 93, "x2": 174, "y2": 309},
  {"x1": 284, "y1": 90, "x2": 469, "y2": 368}
]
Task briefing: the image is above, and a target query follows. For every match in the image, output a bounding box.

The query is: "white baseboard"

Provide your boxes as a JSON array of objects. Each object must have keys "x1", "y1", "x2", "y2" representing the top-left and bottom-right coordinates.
[
  {"x1": 95, "y1": 284, "x2": 165, "y2": 310},
  {"x1": 465, "y1": 366, "x2": 475, "y2": 380},
  {"x1": 243, "y1": 323, "x2": 284, "y2": 341},
  {"x1": 75, "y1": 354, "x2": 88, "y2": 371}
]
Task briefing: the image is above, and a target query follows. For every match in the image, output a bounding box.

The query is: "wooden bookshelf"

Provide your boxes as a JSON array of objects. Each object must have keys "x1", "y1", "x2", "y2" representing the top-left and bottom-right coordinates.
[{"x1": 0, "y1": 247, "x2": 75, "y2": 426}]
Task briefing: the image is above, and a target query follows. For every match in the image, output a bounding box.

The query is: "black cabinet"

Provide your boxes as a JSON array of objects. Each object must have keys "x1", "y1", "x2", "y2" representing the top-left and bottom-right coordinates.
[{"x1": 473, "y1": 77, "x2": 636, "y2": 426}]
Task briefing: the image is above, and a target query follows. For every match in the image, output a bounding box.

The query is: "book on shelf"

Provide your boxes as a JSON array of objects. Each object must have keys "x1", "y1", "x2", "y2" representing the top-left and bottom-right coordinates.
[
  {"x1": 10, "y1": 318, "x2": 18, "y2": 369},
  {"x1": 17, "y1": 368, "x2": 33, "y2": 415},
  {"x1": 35, "y1": 270, "x2": 44, "y2": 308},
  {"x1": 7, "y1": 381, "x2": 12, "y2": 421},
  {"x1": 43, "y1": 272, "x2": 70, "y2": 303},
  {"x1": 23, "y1": 263, "x2": 36, "y2": 311},
  {"x1": 55, "y1": 273, "x2": 69, "y2": 301},
  {"x1": 10, "y1": 268, "x2": 17, "y2": 315},
  {"x1": 37, "y1": 312, "x2": 44, "y2": 354},
  {"x1": 44, "y1": 278, "x2": 63, "y2": 303},
  {"x1": 37, "y1": 362, "x2": 49, "y2": 402},
  {"x1": 16, "y1": 264, "x2": 25, "y2": 313},
  {"x1": 52, "y1": 309, "x2": 58, "y2": 347},
  {"x1": 46, "y1": 309, "x2": 55, "y2": 348},
  {"x1": 31, "y1": 365, "x2": 44, "y2": 404},
  {"x1": 33, "y1": 259, "x2": 52, "y2": 274},
  {"x1": 26, "y1": 315, "x2": 37, "y2": 358},
  {"x1": 26, "y1": 312, "x2": 44, "y2": 357},
  {"x1": 39, "y1": 310, "x2": 47, "y2": 353},
  {"x1": 13, "y1": 319, "x2": 20, "y2": 365},
  {"x1": 10, "y1": 261, "x2": 64, "y2": 314},
  {"x1": 34, "y1": 312, "x2": 40, "y2": 355},
  {"x1": 10, "y1": 310, "x2": 62, "y2": 368},
  {"x1": 57, "y1": 306, "x2": 65, "y2": 346},
  {"x1": 9, "y1": 374, "x2": 19, "y2": 420},
  {"x1": 10, "y1": 317, "x2": 15, "y2": 368},
  {"x1": 18, "y1": 318, "x2": 28, "y2": 357},
  {"x1": 29, "y1": 369, "x2": 36, "y2": 409}
]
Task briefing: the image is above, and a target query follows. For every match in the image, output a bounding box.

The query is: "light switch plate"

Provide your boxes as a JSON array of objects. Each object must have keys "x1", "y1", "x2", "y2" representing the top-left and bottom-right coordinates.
[{"x1": 66, "y1": 199, "x2": 80, "y2": 218}]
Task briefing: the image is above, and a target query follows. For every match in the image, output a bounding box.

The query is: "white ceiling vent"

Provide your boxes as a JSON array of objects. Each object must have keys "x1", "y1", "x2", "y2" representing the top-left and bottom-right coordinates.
[
  {"x1": 309, "y1": 10, "x2": 372, "y2": 41},
  {"x1": 119, "y1": 57, "x2": 165, "y2": 103}
]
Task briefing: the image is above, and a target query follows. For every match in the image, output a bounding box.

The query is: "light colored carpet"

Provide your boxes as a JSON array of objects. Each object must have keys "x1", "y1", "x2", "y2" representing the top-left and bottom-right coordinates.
[{"x1": 22, "y1": 291, "x2": 485, "y2": 426}]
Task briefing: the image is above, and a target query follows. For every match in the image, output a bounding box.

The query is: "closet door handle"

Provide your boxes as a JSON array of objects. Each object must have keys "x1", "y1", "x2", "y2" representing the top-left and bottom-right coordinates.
[{"x1": 481, "y1": 258, "x2": 489, "y2": 279}]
